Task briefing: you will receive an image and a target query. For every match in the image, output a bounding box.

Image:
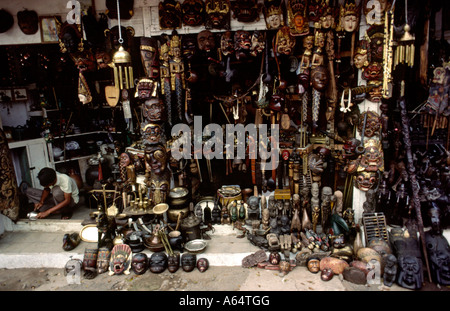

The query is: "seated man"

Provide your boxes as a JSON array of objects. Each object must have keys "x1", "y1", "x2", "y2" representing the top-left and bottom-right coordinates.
[{"x1": 25, "y1": 167, "x2": 79, "y2": 219}]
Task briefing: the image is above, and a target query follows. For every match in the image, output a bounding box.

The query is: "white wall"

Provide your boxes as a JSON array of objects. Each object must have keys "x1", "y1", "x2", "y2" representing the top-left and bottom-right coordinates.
[{"x1": 0, "y1": 102, "x2": 29, "y2": 127}]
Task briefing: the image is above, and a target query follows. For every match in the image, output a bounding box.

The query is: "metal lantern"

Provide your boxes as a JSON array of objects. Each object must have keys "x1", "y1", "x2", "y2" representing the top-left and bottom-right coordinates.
[
  {"x1": 113, "y1": 46, "x2": 134, "y2": 89},
  {"x1": 112, "y1": 0, "x2": 134, "y2": 89},
  {"x1": 393, "y1": 0, "x2": 415, "y2": 68},
  {"x1": 394, "y1": 23, "x2": 415, "y2": 68}
]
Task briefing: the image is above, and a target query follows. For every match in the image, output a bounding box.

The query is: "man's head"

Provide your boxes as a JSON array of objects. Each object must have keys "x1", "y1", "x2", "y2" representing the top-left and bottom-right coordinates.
[{"x1": 38, "y1": 168, "x2": 57, "y2": 187}]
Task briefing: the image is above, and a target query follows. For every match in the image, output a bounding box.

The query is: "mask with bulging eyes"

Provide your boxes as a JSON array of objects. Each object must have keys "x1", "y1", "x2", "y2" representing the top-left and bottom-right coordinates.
[
  {"x1": 358, "y1": 111, "x2": 381, "y2": 138},
  {"x1": 182, "y1": 0, "x2": 206, "y2": 26},
  {"x1": 109, "y1": 244, "x2": 132, "y2": 276},
  {"x1": 359, "y1": 140, "x2": 384, "y2": 172},
  {"x1": 143, "y1": 98, "x2": 166, "y2": 122},
  {"x1": 159, "y1": 0, "x2": 182, "y2": 30},
  {"x1": 250, "y1": 31, "x2": 266, "y2": 56},
  {"x1": 234, "y1": 30, "x2": 252, "y2": 51},
  {"x1": 205, "y1": 0, "x2": 231, "y2": 29},
  {"x1": 231, "y1": 0, "x2": 260, "y2": 23},
  {"x1": 363, "y1": 62, "x2": 383, "y2": 82},
  {"x1": 131, "y1": 253, "x2": 148, "y2": 275},
  {"x1": 142, "y1": 123, "x2": 163, "y2": 145},
  {"x1": 354, "y1": 171, "x2": 379, "y2": 191}
]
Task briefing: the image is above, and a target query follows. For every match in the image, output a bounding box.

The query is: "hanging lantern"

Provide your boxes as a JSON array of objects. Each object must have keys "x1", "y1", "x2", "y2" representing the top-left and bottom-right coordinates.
[
  {"x1": 393, "y1": 0, "x2": 415, "y2": 68},
  {"x1": 113, "y1": 46, "x2": 134, "y2": 89},
  {"x1": 112, "y1": 0, "x2": 134, "y2": 89},
  {"x1": 394, "y1": 23, "x2": 415, "y2": 68}
]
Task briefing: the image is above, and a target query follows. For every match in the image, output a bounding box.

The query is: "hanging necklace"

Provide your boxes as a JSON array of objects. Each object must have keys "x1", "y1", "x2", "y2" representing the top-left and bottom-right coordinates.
[{"x1": 312, "y1": 88, "x2": 321, "y2": 129}]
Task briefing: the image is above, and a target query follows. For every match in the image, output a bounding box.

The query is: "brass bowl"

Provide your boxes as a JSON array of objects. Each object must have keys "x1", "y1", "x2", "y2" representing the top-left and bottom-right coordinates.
[{"x1": 153, "y1": 203, "x2": 169, "y2": 214}]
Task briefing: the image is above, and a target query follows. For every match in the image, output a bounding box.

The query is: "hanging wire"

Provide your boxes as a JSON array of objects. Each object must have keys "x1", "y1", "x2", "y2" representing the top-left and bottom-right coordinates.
[
  {"x1": 116, "y1": 0, "x2": 123, "y2": 44},
  {"x1": 404, "y1": 0, "x2": 407, "y2": 25}
]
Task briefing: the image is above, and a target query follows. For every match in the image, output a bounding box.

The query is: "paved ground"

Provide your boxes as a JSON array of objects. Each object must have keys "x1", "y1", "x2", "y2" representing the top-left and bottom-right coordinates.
[
  {"x1": 1, "y1": 208, "x2": 448, "y2": 297},
  {"x1": 1, "y1": 265, "x2": 445, "y2": 292}
]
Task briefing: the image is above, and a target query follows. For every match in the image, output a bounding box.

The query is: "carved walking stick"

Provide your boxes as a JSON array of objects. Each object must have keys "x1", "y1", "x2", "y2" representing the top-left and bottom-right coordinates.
[{"x1": 399, "y1": 93, "x2": 432, "y2": 283}]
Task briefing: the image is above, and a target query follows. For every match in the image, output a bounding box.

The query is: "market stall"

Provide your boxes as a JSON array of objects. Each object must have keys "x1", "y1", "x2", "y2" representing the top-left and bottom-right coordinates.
[{"x1": 0, "y1": 0, "x2": 449, "y2": 289}]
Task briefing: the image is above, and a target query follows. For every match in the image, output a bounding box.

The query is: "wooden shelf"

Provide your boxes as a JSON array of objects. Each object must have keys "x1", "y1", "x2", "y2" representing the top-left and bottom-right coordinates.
[
  {"x1": 53, "y1": 131, "x2": 121, "y2": 140},
  {"x1": 53, "y1": 155, "x2": 93, "y2": 164}
]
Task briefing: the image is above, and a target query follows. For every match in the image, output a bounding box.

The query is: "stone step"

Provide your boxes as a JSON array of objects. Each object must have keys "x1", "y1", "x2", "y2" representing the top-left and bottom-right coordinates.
[
  {"x1": 0, "y1": 228, "x2": 264, "y2": 269},
  {"x1": 11, "y1": 219, "x2": 84, "y2": 233}
]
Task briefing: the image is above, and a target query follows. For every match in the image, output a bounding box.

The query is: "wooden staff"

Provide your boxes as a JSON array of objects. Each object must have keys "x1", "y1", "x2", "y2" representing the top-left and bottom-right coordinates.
[
  {"x1": 419, "y1": 0, "x2": 431, "y2": 86},
  {"x1": 399, "y1": 95, "x2": 432, "y2": 283},
  {"x1": 447, "y1": 116, "x2": 450, "y2": 150}
]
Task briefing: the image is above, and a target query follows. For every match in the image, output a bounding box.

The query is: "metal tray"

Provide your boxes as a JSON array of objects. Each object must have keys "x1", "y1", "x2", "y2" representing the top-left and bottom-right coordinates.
[{"x1": 184, "y1": 239, "x2": 207, "y2": 254}]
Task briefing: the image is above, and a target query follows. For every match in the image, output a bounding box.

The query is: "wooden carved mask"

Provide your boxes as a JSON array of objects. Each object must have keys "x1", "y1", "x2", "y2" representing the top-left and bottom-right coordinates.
[
  {"x1": 159, "y1": 0, "x2": 182, "y2": 30},
  {"x1": 231, "y1": 0, "x2": 261, "y2": 23},
  {"x1": 263, "y1": 0, "x2": 284, "y2": 29},
  {"x1": 205, "y1": 0, "x2": 231, "y2": 30},
  {"x1": 182, "y1": 0, "x2": 206, "y2": 26}
]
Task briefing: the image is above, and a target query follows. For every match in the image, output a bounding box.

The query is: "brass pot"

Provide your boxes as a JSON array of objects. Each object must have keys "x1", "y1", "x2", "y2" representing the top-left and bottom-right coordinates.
[
  {"x1": 167, "y1": 206, "x2": 189, "y2": 222},
  {"x1": 169, "y1": 187, "x2": 189, "y2": 207}
]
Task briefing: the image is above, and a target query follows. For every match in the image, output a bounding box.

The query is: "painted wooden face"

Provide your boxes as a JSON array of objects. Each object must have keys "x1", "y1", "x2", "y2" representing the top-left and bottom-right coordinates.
[
  {"x1": 205, "y1": 0, "x2": 231, "y2": 29},
  {"x1": 143, "y1": 98, "x2": 165, "y2": 122},
  {"x1": 354, "y1": 171, "x2": 378, "y2": 191},
  {"x1": 142, "y1": 124, "x2": 163, "y2": 145},
  {"x1": 196, "y1": 258, "x2": 209, "y2": 272},
  {"x1": 140, "y1": 37, "x2": 159, "y2": 78},
  {"x1": 342, "y1": 14, "x2": 358, "y2": 32},
  {"x1": 231, "y1": 0, "x2": 260, "y2": 23},
  {"x1": 131, "y1": 253, "x2": 148, "y2": 275},
  {"x1": 310, "y1": 66, "x2": 329, "y2": 91},
  {"x1": 275, "y1": 26, "x2": 296, "y2": 55},
  {"x1": 149, "y1": 252, "x2": 168, "y2": 273},
  {"x1": 182, "y1": 0, "x2": 205, "y2": 26},
  {"x1": 159, "y1": 0, "x2": 182, "y2": 29},
  {"x1": 197, "y1": 30, "x2": 216, "y2": 52},
  {"x1": 307, "y1": 258, "x2": 320, "y2": 273}
]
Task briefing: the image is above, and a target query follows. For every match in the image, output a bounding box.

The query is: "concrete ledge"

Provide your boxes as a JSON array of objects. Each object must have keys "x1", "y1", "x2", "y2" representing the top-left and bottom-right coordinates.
[
  {"x1": 2, "y1": 218, "x2": 449, "y2": 270},
  {"x1": 0, "y1": 225, "x2": 262, "y2": 269},
  {"x1": 11, "y1": 219, "x2": 84, "y2": 233}
]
